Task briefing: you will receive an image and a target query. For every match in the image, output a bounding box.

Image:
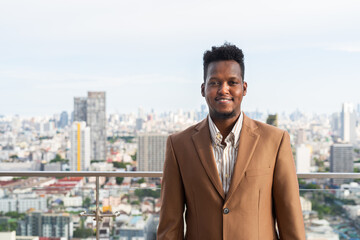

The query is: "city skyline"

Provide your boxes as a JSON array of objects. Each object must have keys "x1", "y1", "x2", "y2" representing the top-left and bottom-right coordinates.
[
  {"x1": 2, "y1": 100, "x2": 360, "y2": 119},
  {"x1": 1, "y1": 0, "x2": 360, "y2": 116},
  {"x1": 1, "y1": 1, "x2": 360, "y2": 238}
]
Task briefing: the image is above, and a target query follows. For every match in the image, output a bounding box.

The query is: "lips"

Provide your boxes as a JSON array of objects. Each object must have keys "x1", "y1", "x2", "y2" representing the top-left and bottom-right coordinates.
[{"x1": 215, "y1": 97, "x2": 233, "y2": 103}]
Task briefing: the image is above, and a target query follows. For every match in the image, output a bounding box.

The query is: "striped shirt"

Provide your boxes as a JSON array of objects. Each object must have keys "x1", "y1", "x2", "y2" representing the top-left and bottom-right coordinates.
[{"x1": 208, "y1": 112, "x2": 244, "y2": 194}]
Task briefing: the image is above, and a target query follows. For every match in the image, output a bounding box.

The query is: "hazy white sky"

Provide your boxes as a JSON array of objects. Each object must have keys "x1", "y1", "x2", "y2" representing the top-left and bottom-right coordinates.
[{"x1": 1, "y1": 0, "x2": 360, "y2": 116}]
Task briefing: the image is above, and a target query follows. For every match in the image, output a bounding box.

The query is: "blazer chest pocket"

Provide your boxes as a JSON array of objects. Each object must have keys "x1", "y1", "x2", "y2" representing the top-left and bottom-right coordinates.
[{"x1": 245, "y1": 167, "x2": 273, "y2": 177}]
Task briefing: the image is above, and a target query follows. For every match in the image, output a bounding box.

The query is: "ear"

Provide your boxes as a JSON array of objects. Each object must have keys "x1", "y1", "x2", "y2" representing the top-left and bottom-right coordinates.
[
  {"x1": 201, "y1": 83, "x2": 205, "y2": 97},
  {"x1": 242, "y1": 81, "x2": 248, "y2": 96}
]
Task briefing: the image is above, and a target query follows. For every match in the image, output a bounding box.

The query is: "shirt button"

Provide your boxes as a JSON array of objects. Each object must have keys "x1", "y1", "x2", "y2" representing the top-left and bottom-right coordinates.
[{"x1": 223, "y1": 208, "x2": 229, "y2": 214}]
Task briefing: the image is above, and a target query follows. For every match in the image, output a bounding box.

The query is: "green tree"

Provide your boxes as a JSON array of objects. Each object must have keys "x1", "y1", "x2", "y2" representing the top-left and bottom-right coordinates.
[
  {"x1": 8, "y1": 221, "x2": 17, "y2": 231},
  {"x1": 73, "y1": 228, "x2": 94, "y2": 238},
  {"x1": 49, "y1": 154, "x2": 69, "y2": 164},
  {"x1": 0, "y1": 219, "x2": 18, "y2": 232},
  {"x1": 134, "y1": 189, "x2": 161, "y2": 200},
  {"x1": 0, "y1": 222, "x2": 9, "y2": 231},
  {"x1": 305, "y1": 183, "x2": 320, "y2": 189},
  {"x1": 116, "y1": 177, "x2": 124, "y2": 185},
  {"x1": 310, "y1": 191, "x2": 345, "y2": 219},
  {"x1": 314, "y1": 157, "x2": 326, "y2": 172},
  {"x1": 83, "y1": 197, "x2": 92, "y2": 208},
  {"x1": 120, "y1": 136, "x2": 135, "y2": 143},
  {"x1": 137, "y1": 178, "x2": 145, "y2": 184},
  {"x1": 13, "y1": 177, "x2": 28, "y2": 181},
  {"x1": 340, "y1": 199, "x2": 356, "y2": 205},
  {"x1": 298, "y1": 180, "x2": 320, "y2": 190},
  {"x1": 73, "y1": 218, "x2": 94, "y2": 238},
  {"x1": 107, "y1": 136, "x2": 119, "y2": 144},
  {"x1": 5, "y1": 212, "x2": 25, "y2": 219},
  {"x1": 113, "y1": 162, "x2": 127, "y2": 169},
  {"x1": 266, "y1": 114, "x2": 278, "y2": 127},
  {"x1": 131, "y1": 200, "x2": 140, "y2": 205},
  {"x1": 131, "y1": 152, "x2": 137, "y2": 161},
  {"x1": 91, "y1": 159, "x2": 105, "y2": 163},
  {"x1": 9, "y1": 155, "x2": 18, "y2": 160}
]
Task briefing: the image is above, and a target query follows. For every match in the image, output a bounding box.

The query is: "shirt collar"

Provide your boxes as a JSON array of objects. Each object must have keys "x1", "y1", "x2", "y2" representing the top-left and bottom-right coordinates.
[{"x1": 208, "y1": 112, "x2": 243, "y2": 147}]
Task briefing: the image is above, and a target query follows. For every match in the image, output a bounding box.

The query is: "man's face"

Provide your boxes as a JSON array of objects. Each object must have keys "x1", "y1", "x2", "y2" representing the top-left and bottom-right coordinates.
[{"x1": 201, "y1": 60, "x2": 247, "y2": 120}]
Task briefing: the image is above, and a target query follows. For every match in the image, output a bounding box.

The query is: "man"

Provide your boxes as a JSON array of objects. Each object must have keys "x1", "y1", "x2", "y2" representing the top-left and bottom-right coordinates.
[{"x1": 157, "y1": 43, "x2": 305, "y2": 240}]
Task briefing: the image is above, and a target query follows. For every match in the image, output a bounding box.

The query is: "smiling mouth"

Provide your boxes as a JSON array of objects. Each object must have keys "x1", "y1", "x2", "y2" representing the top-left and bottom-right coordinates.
[{"x1": 215, "y1": 97, "x2": 233, "y2": 103}]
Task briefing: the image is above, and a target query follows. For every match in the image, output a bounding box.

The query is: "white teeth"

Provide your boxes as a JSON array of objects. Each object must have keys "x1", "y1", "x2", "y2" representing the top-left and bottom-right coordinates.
[{"x1": 218, "y1": 99, "x2": 231, "y2": 103}]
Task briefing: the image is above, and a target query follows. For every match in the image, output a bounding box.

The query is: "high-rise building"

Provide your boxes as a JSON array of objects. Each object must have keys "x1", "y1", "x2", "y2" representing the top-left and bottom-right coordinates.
[
  {"x1": 198, "y1": 104, "x2": 208, "y2": 121},
  {"x1": 331, "y1": 112, "x2": 341, "y2": 137},
  {"x1": 137, "y1": 133, "x2": 168, "y2": 171},
  {"x1": 74, "y1": 97, "x2": 87, "y2": 122},
  {"x1": 87, "y1": 92, "x2": 106, "y2": 161},
  {"x1": 330, "y1": 143, "x2": 354, "y2": 184},
  {"x1": 341, "y1": 102, "x2": 356, "y2": 144},
  {"x1": 138, "y1": 107, "x2": 145, "y2": 119},
  {"x1": 58, "y1": 111, "x2": 69, "y2": 129},
  {"x1": 296, "y1": 129, "x2": 306, "y2": 145},
  {"x1": 70, "y1": 122, "x2": 91, "y2": 171},
  {"x1": 73, "y1": 92, "x2": 106, "y2": 161},
  {"x1": 17, "y1": 211, "x2": 73, "y2": 238},
  {"x1": 136, "y1": 118, "x2": 144, "y2": 131},
  {"x1": 295, "y1": 144, "x2": 311, "y2": 173}
]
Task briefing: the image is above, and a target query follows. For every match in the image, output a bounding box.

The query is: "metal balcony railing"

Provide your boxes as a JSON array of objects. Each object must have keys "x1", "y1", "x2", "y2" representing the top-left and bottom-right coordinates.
[{"x1": 0, "y1": 171, "x2": 359, "y2": 240}]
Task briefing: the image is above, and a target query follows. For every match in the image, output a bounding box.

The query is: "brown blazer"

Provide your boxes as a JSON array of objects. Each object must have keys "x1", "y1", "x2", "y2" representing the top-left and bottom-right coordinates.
[{"x1": 157, "y1": 114, "x2": 305, "y2": 240}]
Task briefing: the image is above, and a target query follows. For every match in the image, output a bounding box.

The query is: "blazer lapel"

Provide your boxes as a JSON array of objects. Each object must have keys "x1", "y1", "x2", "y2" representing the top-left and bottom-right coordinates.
[
  {"x1": 225, "y1": 115, "x2": 260, "y2": 203},
  {"x1": 192, "y1": 118, "x2": 225, "y2": 199}
]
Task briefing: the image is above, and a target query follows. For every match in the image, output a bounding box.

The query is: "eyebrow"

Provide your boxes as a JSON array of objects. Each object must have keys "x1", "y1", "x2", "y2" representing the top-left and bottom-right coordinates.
[{"x1": 208, "y1": 76, "x2": 241, "y2": 81}]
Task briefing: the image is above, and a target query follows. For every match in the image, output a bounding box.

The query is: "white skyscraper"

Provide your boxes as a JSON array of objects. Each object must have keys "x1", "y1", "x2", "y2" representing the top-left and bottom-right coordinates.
[
  {"x1": 70, "y1": 122, "x2": 91, "y2": 171},
  {"x1": 341, "y1": 102, "x2": 356, "y2": 144},
  {"x1": 137, "y1": 133, "x2": 168, "y2": 171},
  {"x1": 295, "y1": 144, "x2": 311, "y2": 173},
  {"x1": 296, "y1": 129, "x2": 306, "y2": 145}
]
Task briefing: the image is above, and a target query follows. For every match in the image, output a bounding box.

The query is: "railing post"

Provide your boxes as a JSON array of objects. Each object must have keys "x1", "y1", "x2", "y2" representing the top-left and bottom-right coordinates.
[
  {"x1": 79, "y1": 176, "x2": 120, "y2": 239},
  {"x1": 96, "y1": 176, "x2": 100, "y2": 240}
]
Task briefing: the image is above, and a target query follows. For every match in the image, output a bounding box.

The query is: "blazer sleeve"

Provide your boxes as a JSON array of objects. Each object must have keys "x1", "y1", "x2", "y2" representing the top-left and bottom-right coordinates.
[
  {"x1": 157, "y1": 136, "x2": 185, "y2": 240},
  {"x1": 273, "y1": 131, "x2": 306, "y2": 240}
]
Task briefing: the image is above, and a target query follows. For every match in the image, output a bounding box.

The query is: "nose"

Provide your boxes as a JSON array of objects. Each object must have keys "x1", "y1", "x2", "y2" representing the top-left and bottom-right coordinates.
[{"x1": 218, "y1": 83, "x2": 230, "y2": 95}]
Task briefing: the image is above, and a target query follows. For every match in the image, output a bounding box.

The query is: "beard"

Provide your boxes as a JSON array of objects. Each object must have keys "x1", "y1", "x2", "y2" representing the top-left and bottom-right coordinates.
[{"x1": 212, "y1": 109, "x2": 237, "y2": 119}]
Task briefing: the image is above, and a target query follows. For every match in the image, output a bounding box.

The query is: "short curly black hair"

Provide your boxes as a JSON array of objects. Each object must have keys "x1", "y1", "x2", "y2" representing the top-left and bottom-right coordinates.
[{"x1": 203, "y1": 43, "x2": 245, "y2": 82}]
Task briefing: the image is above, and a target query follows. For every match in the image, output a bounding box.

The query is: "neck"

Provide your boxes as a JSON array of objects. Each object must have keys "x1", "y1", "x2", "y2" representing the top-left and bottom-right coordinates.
[{"x1": 211, "y1": 114, "x2": 240, "y2": 140}]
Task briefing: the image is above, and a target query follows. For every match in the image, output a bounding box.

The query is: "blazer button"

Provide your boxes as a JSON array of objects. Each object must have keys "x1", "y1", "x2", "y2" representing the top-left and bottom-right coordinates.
[{"x1": 223, "y1": 208, "x2": 229, "y2": 214}]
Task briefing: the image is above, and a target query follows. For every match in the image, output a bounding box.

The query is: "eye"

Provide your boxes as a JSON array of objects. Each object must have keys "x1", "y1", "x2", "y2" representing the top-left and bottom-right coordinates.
[
  {"x1": 229, "y1": 80, "x2": 239, "y2": 85},
  {"x1": 208, "y1": 81, "x2": 219, "y2": 86}
]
